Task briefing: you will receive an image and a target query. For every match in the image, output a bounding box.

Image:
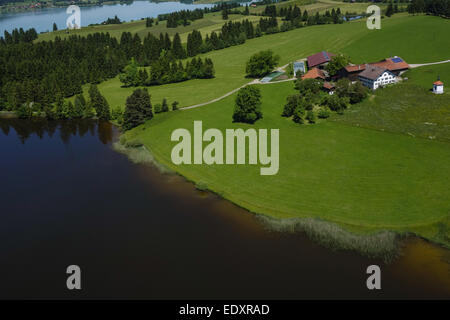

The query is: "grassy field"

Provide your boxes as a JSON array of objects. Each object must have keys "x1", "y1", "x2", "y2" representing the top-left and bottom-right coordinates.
[
  {"x1": 333, "y1": 83, "x2": 450, "y2": 142},
  {"x1": 406, "y1": 63, "x2": 450, "y2": 89},
  {"x1": 121, "y1": 80, "x2": 450, "y2": 247},
  {"x1": 92, "y1": 14, "x2": 450, "y2": 111},
  {"x1": 333, "y1": 64, "x2": 450, "y2": 142}
]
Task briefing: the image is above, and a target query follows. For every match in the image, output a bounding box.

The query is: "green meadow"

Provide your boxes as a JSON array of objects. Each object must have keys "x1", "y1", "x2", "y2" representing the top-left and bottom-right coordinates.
[{"x1": 406, "y1": 62, "x2": 450, "y2": 88}]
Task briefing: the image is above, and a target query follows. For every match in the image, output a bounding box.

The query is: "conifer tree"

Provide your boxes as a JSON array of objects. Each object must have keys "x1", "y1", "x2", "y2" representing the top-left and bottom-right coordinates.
[
  {"x1": 172, "y1": 33, "x2": 185, "y2": 59},
  {"x1": 161, "y1": 98, "x2": 169, "y2": 112},
  {"x1": 123, "y1": 88, "x2": 153, "y2": 130}
]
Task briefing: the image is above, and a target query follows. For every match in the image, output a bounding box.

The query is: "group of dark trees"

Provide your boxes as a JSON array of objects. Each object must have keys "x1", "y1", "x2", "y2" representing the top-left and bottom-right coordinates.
[
  {"x1": 119, "y1": 56, "x2": 214, "y2": 87},
  {"x1": 163, "y1": 9, "x2": 204, "y2": 27},
  {"x1": 262, "y1": 4, "x2": 345, "y2": 27},
  {"x1": 102, "y1": 15, "x2": 122, "y2": 25},
  {"x1": 182, "y1": 19, "x2": 259, "y2": 57},
  {"x1": 146, "y1": 17, "x2": 155, "y2": 28},
  {"x1": 407, "y1": 0, "x2": 450, "y2": 17},
  {"x1": 282, "y1": 78, "x2": 368, "y2": 124},
  {"x1": 0, "y1": 32, "x2": 127, "y2": 114},
  {"x1": 16, "y1": 83, "x2": 110, "y2": 121},
  {"x1": 385, "y1": 1, "x2": 406, "y2": 17},
  {"x1": 232, "y1": 86, "x2": 263, "y2": 124},
  {"x1": 121, "y1": 88, "x2": 179, "y2": 130},
  {"x1": 1, "y1": 27, "x2": 38, "y2": 44},
  {"x1": 158, "y1": 2, "x2": 241, "y2": 28}
]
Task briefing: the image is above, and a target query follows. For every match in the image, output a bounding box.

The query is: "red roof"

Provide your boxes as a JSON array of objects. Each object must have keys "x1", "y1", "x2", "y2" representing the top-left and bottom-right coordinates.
[
  {"x1": 307, "y1": 51, "x2": 335, "y2": 68},
  {"x1": 323, "y1": 82, "x2": 335, "y2": 90},
  {"x1": 434, "y1": 80, "x2": 443, "y2": 85},
  {"x1": 344, "y1": 57, "x2": 409, "y2": 74},
  {"x1": 344, "y1": 64, "x2": 366, "y2": 73},
  {"x1": 302, "y1": 67, "x2": 326, "y2": 80},
  {"x1": 371, "y1": 57, "x2": 409, "y2": 71}
]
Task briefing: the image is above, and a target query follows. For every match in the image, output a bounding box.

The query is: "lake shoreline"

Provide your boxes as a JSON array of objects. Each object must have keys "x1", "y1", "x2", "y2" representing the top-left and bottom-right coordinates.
[{"x1": 114, "y1": 136, "x2": 450, "y2": 261}]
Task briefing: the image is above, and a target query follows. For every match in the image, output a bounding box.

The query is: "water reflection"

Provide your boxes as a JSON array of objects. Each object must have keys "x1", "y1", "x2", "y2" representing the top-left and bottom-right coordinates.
[{"x1": 0, "y1": 118, "x2": 113, "y2": 145}]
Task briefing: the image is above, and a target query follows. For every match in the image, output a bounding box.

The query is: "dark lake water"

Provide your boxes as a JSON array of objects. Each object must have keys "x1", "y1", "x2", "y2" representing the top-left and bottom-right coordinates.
[
  {"x1": 0, "y1": 118, "x2": 449, "y2": 299},
  {"x1": 0, "y1": 1, "x2": 216, "y2": 34}
]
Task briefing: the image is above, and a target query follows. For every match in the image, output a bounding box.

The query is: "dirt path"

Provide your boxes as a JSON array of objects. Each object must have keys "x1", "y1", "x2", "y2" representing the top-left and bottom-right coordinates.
[
  {"x1": 181, "y1": 63, "x2": 295, "y2": 110},
  {"x1": 410, "y1": 59, "x2": 450, "y2": 68}
]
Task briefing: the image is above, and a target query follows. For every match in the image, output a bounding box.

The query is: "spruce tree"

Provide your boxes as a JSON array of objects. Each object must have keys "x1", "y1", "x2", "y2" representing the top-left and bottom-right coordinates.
[
  {"x1": 123, "y1": 88, "x2": 153, "y2": 130},
  {"x1": 172, "y1": 33, "x2": 185, "y2": 59},
  {"x1": 161, "y1": 98, "x2": 169, "y2": 112},
  {"x1": 88, "y1": 84, "x2": 110, "y2": 120}
]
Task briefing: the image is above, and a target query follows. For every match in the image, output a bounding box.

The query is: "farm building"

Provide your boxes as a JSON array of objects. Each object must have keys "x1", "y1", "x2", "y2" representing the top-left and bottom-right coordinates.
[
  {"x1": 323, "y1": 82, "x2": 335, "y2": 95},
  {"x1": 293, "y1": 61, "x2": 306, "y2": 76},
  {"x1": 433, "y1": 79, "x2": 444, "y2": 94},
  {"x1": 340, "y1": 56, "x2": 409, "y2": 80},
  {"x1": 301, "y1": 67, "x2": 328, "y2": 80},
  {"x1": 358, "y1": 66, "x2": 397, "y2": 90},
  {"x1": 307, "y1": 51, "x2": 335, "y2": 69},
  {"x1": 371, "y1": 57, "x2": 410, "y2": 75}
]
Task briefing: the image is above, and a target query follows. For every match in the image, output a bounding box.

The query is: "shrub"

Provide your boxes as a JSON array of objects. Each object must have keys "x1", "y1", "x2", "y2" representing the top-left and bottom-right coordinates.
[
  {"x1": 318, "y1": 107, "x2": 331, "y2": 119},
  {"x1": 154, "y1": 103, "x2": 162, "y2": 114},
  {"x1": 245, "y1": 50, "x2": 280, "y2": 78},
  {"x1": 306, "y1": 110, "x2": 316, "y2": 123},
  {"x1": 282, "y1": 94, "x2": 299, "y2": 117},
  {"x1": 232, "y1": 85, "x2": 262, "y2": 124},
  {"x1": 292, "y1": 106, "x2": 305, "y2": 124}
]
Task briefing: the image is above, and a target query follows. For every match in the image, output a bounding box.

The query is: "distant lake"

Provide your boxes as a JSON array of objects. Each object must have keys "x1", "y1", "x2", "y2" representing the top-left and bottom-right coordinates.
[{"x1": 0, "y1": 1, "x2": 217, "y2": 34}]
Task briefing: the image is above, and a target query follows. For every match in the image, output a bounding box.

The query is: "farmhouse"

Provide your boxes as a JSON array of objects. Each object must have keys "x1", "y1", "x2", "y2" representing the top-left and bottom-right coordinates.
[
  {"x1": 358, "y1": 66, "x2": 397, "y2": 90},
  {"x1": 306, "y1": 51, "x2": 335, "y2": 69},
  {"x1": 340, "y1": 64, "x2": 367, "y2": 81},
  {"x1": 371, "y1": 57, "x2": 409, "y2": 76},
  {"x1": 340, "y1": 56, "x2": 409, "y2": 80}
]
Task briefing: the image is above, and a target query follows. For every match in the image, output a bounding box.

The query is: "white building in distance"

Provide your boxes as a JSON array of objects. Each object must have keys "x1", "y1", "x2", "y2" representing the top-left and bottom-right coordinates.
[{"x1": 433, "y1": 80, "x2": 444, "y2": 94}]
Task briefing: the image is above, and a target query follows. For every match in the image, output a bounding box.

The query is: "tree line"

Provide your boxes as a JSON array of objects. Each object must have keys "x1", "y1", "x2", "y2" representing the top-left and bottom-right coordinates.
[
  {"x1": 262, "y1": 4, "x2": 344, "y2": 27},
  {"x1": 16, "y1": 83, "x2": 111, "y2": 121},
  {"x1": 407, "y1": 0, "x2": 450, "y2": 17},
  {"x1": 1, "y1": 27, "x2": 38, "y2": 44},
  {"x1": 157, "y1": 2, "x2": 241, "y2": 28},
  {"x1": 120, "y1": 56, "x2": 214, "y2": 87}
]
